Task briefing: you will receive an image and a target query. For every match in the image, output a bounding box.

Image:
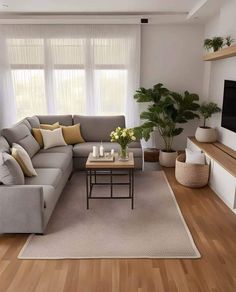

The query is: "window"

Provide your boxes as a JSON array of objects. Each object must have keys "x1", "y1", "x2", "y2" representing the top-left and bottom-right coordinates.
[{"x1": 1, "y1": 25, "x2": 140, "y2": 127}]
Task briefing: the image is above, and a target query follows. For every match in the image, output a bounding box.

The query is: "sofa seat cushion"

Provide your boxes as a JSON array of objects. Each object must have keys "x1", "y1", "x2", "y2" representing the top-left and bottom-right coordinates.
[
  {"x1": 39, "y1": 145, "x2": 73, "y2": 156},
  {"x1": 73, "y1": 142, "x2": 143, "y2": 158},
  {"x1": 25, "y1": 168, "x2": 62, "y2": 188},
  {"x1": 32, "y1": 152, "x2": 71, "y2": 173}
]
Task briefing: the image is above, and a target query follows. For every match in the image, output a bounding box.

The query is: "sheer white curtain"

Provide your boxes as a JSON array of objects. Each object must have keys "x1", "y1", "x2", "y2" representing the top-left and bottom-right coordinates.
[{"x1": 0, "y1": 24, "x2": 140, "y2": 128}]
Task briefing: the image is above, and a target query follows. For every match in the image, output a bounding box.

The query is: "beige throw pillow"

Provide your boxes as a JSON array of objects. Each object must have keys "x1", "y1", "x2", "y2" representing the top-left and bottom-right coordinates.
[
  {"x1": 11, "y1": 143, "x2": 37, "y2": 177},
  {"x1": 32, "y1": 122, "x2": 60, "y2": 148},
  {"x1": 40, "y1": 128, "x2": 67, "y2": 150}
]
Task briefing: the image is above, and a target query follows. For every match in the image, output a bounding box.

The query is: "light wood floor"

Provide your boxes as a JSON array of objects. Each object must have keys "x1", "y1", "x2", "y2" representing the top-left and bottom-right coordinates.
[{"x1": 0, "y1": 167, "x2": 236, "y2": 292}]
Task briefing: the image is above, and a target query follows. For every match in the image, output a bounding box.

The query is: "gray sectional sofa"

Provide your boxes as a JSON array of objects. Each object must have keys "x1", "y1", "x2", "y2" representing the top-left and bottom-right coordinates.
[{"x1": 0, "y1": 115, "x2": 143, "y2": 234}]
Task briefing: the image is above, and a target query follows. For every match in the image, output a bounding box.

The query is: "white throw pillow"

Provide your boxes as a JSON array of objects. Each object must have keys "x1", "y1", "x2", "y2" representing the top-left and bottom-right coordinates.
[
  {"x1": 11, "y1": 143, "x2": 37, "y2": 177},
  {"x1": 40, "y1": 128, "x2": 67, "y2": 150},
  {"x1": 185, "y1": 148, "x2": 206, "y2": 165}
]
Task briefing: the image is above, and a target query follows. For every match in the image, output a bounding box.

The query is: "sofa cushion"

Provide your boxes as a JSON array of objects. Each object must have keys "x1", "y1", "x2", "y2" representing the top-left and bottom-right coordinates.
[
  {"x1": 32, "y1": 152, "x2": 71, "y2": 173},
  {"x1": 25, "y1": 168, "x2": 62, "y2": 188},
  {"x1": 73, "y1": 142, "x2": 143, "y2": 158},
  {"x1": 0, "y1": 152, "x2": 25, "y2": 185},
  {"x1": 37, "y1": 115, "x2": 73, "y2": 126},
  {"x1": 39, "y1": 145, "x2": 73, "y2": 156},
  {"x1": 73, "y1": 115, "x2": 125, "y2": 142},
  {"x1": 0, "y1": 136, "x2": 10, "y2": 153},
  {"x1": 61, "y1": 124, "x2": 84, "y2": 145},
  {"x1": 40, "y1": 128, "x2": 67, "y2": 150},
  {"x1": 1, "y1": 123, "x2": 40, "y2": 157},
  {"x1": 27, "y1": 116, "x2": 40, "y2": 128}
]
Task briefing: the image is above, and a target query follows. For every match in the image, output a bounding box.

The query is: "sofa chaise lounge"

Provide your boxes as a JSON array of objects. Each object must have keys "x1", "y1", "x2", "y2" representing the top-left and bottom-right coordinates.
[{"x1": 0, "y1": 115, "x2": 143, "y2": 234}]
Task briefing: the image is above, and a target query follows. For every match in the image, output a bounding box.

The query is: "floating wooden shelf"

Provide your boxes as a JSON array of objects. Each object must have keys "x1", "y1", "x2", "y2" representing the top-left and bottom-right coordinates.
[{"x1": 204, "y1": 44, "x2": 236, "y2": 61}]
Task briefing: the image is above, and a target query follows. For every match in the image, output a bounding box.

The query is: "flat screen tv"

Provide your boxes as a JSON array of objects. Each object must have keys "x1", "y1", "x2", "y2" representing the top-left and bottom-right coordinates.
[{"x1": 221, "y1": 80, "x2": 236, "y2": 133}]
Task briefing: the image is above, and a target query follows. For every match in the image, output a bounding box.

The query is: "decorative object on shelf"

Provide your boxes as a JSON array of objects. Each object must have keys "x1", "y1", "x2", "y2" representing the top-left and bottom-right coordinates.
[
  {"x1": 225, "y1": 36, "x2": 234, "y2": 47},
  {"x1": 133, "y1": 83, "x2": 199, "y2": 167},
  {"x1": 175, "y1": 153, "x2": 210, "y2": 188},
  {"x1": 110, "y1": 127, "x2": 136, "y2": 161},
  {"x1": 204, "y1": 37, "x2": 224, "y2": 52},
  {"x1": 195, "y1": 102, "x2": 221, "y2": 143}
]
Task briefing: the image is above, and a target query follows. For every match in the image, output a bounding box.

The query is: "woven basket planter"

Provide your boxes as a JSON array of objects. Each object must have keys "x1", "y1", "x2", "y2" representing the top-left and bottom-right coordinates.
[{"x1": 175, "y1": 154, "x2": 210, "y2": 188}]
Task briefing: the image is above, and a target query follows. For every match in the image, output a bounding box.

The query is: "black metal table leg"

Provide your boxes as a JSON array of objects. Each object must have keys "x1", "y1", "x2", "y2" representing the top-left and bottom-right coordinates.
[
  {"x1": 131, "y1": 168, "x2": 134, "y2": 209},
  {"x1": 86, "y1": 170, "x2": 89, "y2": 209},
  {"x1": 110, "y1": 169, "x2": 113, "y2": 197}
]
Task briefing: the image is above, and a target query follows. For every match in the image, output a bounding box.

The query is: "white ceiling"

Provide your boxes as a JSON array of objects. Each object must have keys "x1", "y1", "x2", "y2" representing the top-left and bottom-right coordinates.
[
  {"x1": 0, "y1": 0, "x2": 227, "y2": 24},
  {"x1": 0, "y1": 0, "x2": 200, "y2": 13}
]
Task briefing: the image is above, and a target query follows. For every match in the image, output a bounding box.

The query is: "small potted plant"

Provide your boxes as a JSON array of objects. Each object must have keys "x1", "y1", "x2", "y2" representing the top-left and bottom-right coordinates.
[
  {"x1": 204, "y1": 37, "x2": 224, "y2": 52},
  {"x1": 225, "y1": 36, "x2": 234, "y2": 47},
  {"x1": 110, "y1": 127, "x2": 136, "y2": 160},
  {"x1": 134, "y1": 83, "x2": 199, "y2": 167},
  {"x1": 195, "y1": 102, "x2": 221, "y2": 143}
]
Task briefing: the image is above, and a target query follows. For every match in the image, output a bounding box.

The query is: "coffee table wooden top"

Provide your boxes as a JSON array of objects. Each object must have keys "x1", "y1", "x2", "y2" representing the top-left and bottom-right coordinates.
[{"x1": 86, "y1": 152, "x2": 134, "y2": 169}]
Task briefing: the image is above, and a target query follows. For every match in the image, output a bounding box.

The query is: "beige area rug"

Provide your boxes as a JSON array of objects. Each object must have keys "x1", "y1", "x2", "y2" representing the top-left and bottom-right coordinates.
[{"x1": 18, "y1": 171, "x2": 200, "y2": 259}]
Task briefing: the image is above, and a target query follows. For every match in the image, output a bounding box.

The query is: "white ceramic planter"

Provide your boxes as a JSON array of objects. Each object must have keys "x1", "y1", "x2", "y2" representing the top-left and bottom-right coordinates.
[
  {"x1": 159, "y1": 150, "x2": 178, "y2": 167},
  {"x1": 195, "y1": 126, "x2": 217, "y2": 143}
]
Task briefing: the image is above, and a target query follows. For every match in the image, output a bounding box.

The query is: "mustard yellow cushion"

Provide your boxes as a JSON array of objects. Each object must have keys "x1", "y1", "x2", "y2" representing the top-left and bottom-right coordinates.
[
  {"x1": 61, "y1": 124, "x2": 85, "y2": 145},
  {"x1": 32, "y1": 123, "x2": 60, "y2": 148},
  {"x1": 40, "y1": 122, "x2": 60, "y2": 130},
  {"x1": 32, "y1": 128, "x2": 44, "y2": 148}
]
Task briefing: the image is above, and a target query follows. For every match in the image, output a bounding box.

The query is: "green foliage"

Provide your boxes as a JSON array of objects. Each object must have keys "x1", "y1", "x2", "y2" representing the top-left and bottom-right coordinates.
[
  {"x1": 133, "y1": 83, "x2": 200, "y2": 152},
  {"x1": 225, "y1": 36, "x2": 234, "y2": 47},
  {"x1": 199, "y1": 102, "x2": 221, "y2": 127},
  {"x1": 204, "y1": 37, "x2": 224, "y2": 52}
]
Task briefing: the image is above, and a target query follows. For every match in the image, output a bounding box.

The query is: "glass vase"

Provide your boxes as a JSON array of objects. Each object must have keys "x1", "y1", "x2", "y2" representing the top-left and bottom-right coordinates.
[{"x1": 119, "y1": 145, "x2": 129, "y2": 161}]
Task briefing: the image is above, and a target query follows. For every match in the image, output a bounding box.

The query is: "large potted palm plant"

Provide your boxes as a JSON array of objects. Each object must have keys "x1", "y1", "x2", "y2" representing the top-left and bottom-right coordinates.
[{"x1": 134, "y1": 83, "x2": 200, "y2": 167}]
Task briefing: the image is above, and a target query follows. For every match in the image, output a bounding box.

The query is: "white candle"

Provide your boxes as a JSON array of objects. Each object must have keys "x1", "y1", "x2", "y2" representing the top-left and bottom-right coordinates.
[
  {"x1": 99, "y1": 144, "x2": 104, "y2": 157},
  {"x1": 111, "y1": 149, "x2": 114, "y2": 156},
  {"x1": 93, "y1": 146, "x2": 98, "y2": 157}
]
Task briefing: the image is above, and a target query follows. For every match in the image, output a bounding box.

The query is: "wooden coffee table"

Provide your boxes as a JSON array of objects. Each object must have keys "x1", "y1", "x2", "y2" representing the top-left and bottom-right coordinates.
[{"x1": 85, "y1": 152, "x2": 135, "y2": 209}]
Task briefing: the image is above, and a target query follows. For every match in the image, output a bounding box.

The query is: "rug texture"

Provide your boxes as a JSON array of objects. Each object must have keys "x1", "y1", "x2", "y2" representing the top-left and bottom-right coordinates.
[{"x1": 18, "y1": 171, "x2": 200, "y2": 259}]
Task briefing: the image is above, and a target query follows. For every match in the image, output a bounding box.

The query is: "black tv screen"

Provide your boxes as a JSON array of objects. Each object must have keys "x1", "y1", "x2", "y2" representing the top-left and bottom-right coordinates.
[{"x1": 221, "y1": 80, "x2": 236, "y2": 133}]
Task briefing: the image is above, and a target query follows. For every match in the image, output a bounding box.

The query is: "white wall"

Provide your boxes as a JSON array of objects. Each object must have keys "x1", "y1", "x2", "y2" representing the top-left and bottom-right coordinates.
[
  {"x1": 204, "y1": 0, "x2": 236, "y2": 150},
  {"x1": 140, "y1": 24, "x2": 205, "y2": 149}
]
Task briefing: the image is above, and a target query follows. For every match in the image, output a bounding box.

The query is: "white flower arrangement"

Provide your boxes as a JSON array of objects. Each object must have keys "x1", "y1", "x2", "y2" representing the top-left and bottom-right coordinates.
[{"x1": 110, "y1": 127, "x2": 136, "y2": 147}]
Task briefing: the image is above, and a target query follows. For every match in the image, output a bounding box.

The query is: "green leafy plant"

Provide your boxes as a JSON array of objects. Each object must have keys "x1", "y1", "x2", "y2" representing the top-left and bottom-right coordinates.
[
  {"x1": 134, "y1": 83, "x2": 200, "y2": 152},
  {"x1": 225, "y1": 36, "x2": 234, "y2": 47},
  {"x1": 204, "y1": 37, "x2": 224, "y2": 52},
  {"x1": 198, "y1": 102, "x2": 221, "y2": 128}
]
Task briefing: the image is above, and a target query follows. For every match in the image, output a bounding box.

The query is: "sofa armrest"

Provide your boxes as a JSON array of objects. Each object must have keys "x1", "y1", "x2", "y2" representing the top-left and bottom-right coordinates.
[{"x1": 0, "y1": 185, "x2": 44, "y2": 234}]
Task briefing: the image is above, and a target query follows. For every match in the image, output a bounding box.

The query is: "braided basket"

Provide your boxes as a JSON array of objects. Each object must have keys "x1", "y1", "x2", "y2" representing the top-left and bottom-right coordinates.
[{"x1": 175, "y1": 154, "x2": 210, "y2": 188}]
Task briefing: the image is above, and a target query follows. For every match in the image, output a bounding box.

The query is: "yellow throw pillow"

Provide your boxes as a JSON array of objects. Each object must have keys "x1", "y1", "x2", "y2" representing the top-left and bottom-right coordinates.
[
  {"x1": 11, "y1": 143, "x2": 37, "y2": 177},
  {"x1": 32, "y1": 128, "x2": 44, "y2": 148},
  {"x1": 32, "y1": 123, "x2": 60, "y2": 148},
  {"x1": 61, "y1": 124, "x2": 85, "y2": 145},
  {"x1": 40, "y1": 122, "x2": 60, "y2": 130}
]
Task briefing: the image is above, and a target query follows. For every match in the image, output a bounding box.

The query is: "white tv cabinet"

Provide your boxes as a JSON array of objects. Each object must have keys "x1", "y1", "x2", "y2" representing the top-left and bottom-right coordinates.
[{"x1": 187, "y1": 137, "x2": 236, "y2": 214}]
